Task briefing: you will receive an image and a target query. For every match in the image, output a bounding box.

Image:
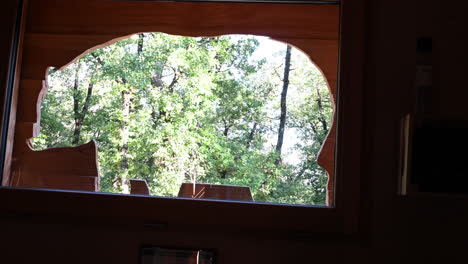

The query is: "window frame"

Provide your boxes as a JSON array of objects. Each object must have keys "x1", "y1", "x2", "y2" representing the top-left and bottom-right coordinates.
[{"x1": 0, "y1": 0, "x2": 366, "y2": 236}]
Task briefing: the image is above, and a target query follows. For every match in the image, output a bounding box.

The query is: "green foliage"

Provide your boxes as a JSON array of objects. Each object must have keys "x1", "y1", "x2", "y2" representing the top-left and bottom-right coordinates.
[{"x1": 33, "y1": 33, "x2": 332, "y2": 205}]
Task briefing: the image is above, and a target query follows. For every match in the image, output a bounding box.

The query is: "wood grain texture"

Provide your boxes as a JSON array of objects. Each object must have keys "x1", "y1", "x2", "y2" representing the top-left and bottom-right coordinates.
[
  {"x1": 11, "y1": 140, "x2": 99, "y2": 191},
  {"x1": 178, "y1": 183, "x2": 253, "y2": 201},
  {"x1": 12, "y1": 0, "x2": 339, "y2": 202},
  {"x1": 16, "y1": 79, "x2": 46, "y2": 123},
  {"x1": 130, "y1": 179, "x2": 150, "y2": 195},
  {"x1": 26, "y1": 1, "x2": 339, "y2": 39}
]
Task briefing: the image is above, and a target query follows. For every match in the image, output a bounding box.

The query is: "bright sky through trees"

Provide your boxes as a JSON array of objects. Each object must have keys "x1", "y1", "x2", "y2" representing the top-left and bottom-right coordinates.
[
  {"x1": 253, "y1": 36, "x2": 327, "y2": 166},
  {"x1": 33, "y1": 33, "x2": 332, "y2": 205}
]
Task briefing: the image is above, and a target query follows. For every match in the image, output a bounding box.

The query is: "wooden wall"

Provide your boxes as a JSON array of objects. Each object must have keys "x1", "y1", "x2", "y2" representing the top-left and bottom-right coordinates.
[
  {"x1": 1, "y1": 0, "x2": 468, "y2": 264},
  {"x1": 9, "y1": 0, "x2": 340, "y2": 202}
]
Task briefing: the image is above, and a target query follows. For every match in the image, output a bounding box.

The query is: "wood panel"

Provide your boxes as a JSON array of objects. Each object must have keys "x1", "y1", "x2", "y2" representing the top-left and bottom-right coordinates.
[
  {"x1": 26, "y1": 1, "x2": 339, "y2": 39},
  {"x1": 130, "y1": 179, "x2": 150, "y2": 196},
  {"x1": 178, "y1": 183, "x2": 253, "y2": 201},
  {"x1": 11, "y1": 140, "x2": 99, "y2": 191},
  {"x1": 0, "y1": 187, "x2": 342, "y2": 235},
  {"x1": 16, "y1": 79, "x2": 45, "y2": 123},
  {"x1": 11, "y1": 0, "x2": 339, "y2": 203}
]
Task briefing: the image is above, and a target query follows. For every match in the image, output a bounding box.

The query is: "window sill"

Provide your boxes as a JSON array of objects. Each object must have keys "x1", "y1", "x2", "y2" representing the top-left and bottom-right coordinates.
[{"x1": 0, "y1": 187, "x2": 345, "y2": 238}]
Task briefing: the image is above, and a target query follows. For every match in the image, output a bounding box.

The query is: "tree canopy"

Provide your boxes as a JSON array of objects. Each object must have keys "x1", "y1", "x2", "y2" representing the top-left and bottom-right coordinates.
[{"x1": 33, "y1": 33, "x2": 333, "y2": 205}]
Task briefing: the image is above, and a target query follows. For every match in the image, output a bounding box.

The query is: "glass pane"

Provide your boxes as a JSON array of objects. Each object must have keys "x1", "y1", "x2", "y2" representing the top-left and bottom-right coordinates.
[{"x1": 28, "y1": 34, "x2": 334, "y2": 206}]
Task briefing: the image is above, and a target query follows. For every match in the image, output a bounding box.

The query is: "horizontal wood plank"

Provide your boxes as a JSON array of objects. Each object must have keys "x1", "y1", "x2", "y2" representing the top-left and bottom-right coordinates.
[
  {"x1": 0, "y1": 187, "x2": 340, "y2": 235},
  {"x1": 11, "y1": 140, "x2": 99, "y2": 192},
  {"x1": 26, "y1": 1, "x2": 339, "y2": 40}
]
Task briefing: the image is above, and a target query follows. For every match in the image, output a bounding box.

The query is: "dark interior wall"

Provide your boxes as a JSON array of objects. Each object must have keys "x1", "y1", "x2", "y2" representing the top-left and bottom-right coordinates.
[
  {"x1": 0, "y1": 1, "x2": 18, "y2": 126},
  {"x1": 1, "y1": 1, "x2": 468, "y2": 263},
  {"x1": 434, "y1": 3, "x2": 468, "y2": 119},
  {"x1": 366, "y1": 0, "x2": 468, "y2": 263}
]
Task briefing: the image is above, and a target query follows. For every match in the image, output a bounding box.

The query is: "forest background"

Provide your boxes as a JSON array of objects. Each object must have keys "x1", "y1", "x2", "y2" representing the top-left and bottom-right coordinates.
[{"x1": 33, "y1": 33, "x2": 332, "y2": 205}]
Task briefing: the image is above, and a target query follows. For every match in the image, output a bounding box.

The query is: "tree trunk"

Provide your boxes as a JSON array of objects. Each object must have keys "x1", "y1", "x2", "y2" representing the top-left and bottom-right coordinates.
[
  {"x1": 315, "y1": 87, "x2": 328, "y2": 131},
  {"x1": 223, "y1": 125, "x2": 230, "y2": 137},
  {"x1": 120, "y1": 34, "x2": 144, "y2": 193},
  {"x1": 275, "y1": 45, "x2": 292, "y2": 165},
  {"x1": 72, "y1": 73, "x2": 95, "y2": 145},
  {"x1": 72, "y1": 61, "x2": 82, "y2": 145},
  {"x1": 120, "y1": 89, "x2": 131, "y2": 193},
  {"x1": 246, "y1": 122, "x2": 258, "y2": 149},
  {"x1": 137, "y1": 33, "x2": 144, "y2": 55}
]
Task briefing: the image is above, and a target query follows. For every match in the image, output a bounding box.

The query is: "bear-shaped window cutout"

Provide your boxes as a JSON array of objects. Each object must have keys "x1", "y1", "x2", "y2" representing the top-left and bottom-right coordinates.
[{"x1": 28, "y1": 33, "x2": 334, "y2": 206}]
